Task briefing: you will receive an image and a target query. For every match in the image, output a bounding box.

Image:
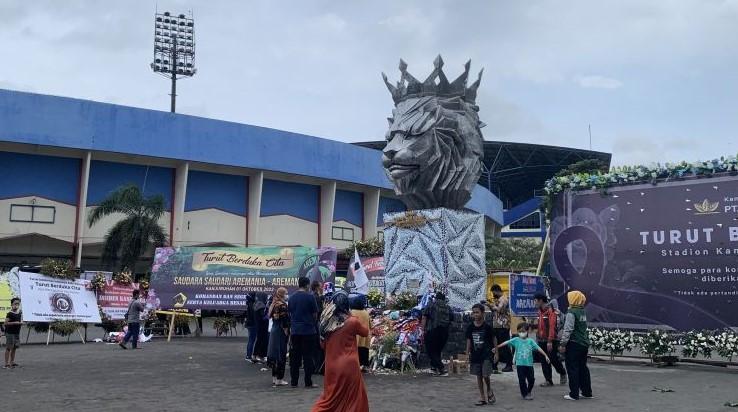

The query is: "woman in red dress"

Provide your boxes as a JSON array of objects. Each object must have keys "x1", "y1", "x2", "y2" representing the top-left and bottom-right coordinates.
[{"x1": 312, "y1": 292, "x2": 369, "y2": 412}]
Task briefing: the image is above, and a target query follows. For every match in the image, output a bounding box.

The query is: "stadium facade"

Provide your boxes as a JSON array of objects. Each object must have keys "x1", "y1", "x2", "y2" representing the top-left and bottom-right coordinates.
[{"x1": 0, "y1": 89, "x2": 507, "y2": 270}]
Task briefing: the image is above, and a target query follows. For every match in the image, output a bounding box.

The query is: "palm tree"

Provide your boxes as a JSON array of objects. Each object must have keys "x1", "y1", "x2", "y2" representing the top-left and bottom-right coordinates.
[{"x1": 88, "y1": 184, "x2": 168, "y2": 271}]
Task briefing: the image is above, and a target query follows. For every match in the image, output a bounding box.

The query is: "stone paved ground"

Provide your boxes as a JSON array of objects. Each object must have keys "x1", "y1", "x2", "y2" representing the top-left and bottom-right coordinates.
[{"x1": 2, "y1": 337, "x2": 737, "y2": 412}]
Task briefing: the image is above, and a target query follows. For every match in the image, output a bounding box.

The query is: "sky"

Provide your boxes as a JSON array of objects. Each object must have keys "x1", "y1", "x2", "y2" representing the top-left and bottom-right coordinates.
[{"x1": 2, "y1": 0, "x2": 738, "y2": 166}]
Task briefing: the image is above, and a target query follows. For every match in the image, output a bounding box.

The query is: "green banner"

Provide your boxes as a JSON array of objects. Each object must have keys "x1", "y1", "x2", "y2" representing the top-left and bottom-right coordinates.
[{"x1": 150, "y1": 246, "x2": 336, "y2": 310}]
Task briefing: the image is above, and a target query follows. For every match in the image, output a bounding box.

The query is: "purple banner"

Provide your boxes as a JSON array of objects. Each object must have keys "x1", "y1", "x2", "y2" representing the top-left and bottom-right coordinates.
[{"x1": 550, "y1": 175, "x2": 738, "y2": 330}]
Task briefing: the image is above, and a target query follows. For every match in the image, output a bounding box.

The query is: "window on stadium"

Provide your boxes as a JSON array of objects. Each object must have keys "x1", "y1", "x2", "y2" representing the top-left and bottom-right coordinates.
[
  {"x1": 332, "y1": 226, "x2": 354, "y2": 242},
  {"x1": 10, "y1": 204, "x2": 56, "y2": 224}
]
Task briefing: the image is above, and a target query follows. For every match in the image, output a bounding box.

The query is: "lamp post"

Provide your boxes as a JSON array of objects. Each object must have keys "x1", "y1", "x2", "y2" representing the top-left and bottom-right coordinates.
[{"x1": 151, "y1": 11, "x2": 196, "y2": 113}]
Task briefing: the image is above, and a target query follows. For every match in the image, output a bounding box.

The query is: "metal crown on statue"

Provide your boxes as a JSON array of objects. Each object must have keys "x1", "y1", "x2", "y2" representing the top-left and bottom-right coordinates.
[{"x1": 381, "y1": 55, "x2": 485, "y2": 210}]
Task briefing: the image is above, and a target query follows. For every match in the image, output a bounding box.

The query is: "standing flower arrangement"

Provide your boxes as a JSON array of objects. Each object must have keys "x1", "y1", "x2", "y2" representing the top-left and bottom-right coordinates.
[
  {"x1": 88, "y1": 272, "x2": 107, "y2": 292},
  {"x1": 714, "y1": 330, "x2": 738, "y2": 362},
  {"x1": 588, "y1": 328, "x2": 606, "y2": 354},
  {"x1": 39, "y1": 258, "x2": 77, "y2": 280},
  {"x1": 681, "y1": 330, "x2": 716, "y2": 359},
  {"x1": 602, "y1": 329, "x2": 637, "y2": 360},
  {"x1": 113, "y1": 269, "x2": 133, "y2": 285},
  {"x1": 639, "y1": 329, "x2": 675, "y2": 361}
]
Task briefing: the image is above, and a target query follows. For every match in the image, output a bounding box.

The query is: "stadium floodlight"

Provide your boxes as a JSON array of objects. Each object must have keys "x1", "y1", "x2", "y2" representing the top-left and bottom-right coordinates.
[{"x1": 150, "y1": 10, "x2": 196, "y2": 113}]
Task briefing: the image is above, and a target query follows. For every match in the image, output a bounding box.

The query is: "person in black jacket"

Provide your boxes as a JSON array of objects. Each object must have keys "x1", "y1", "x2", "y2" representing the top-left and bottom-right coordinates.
[
  {"x1": 311, "y1": 281, "x2": 325, "y2": 374},
  {"x1": 252, "y1": 293, "x2": 270, "y2": 362},
  {"x1": 245, "y1": 293, "x2": 257, "y2": 362}
]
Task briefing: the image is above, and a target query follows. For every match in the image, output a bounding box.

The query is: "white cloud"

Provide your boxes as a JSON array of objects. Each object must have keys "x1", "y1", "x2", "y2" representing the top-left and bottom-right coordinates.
[{"x1": 576, "y1": 75, "x2": 624, "y2": 89}]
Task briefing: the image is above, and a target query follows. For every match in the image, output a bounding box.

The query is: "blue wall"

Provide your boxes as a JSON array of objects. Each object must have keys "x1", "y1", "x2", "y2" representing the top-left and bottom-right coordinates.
[
  {"x1": 0, "y1": 152, "x2": 79, "y2": 204},
  {"x1": 185, "y1": 171, "x2": 247, "y2": 216},
  {"x1": 378, "y1": 197, "x2": 406, "y2": 224},
  {"x1": 261, "y1": 179, "x2": 319, "y2": 222},
  {"x1": 334, "y1": 190, "x2": 363, "y2": 227},
  {"x1": 87, "y1": 161, "x2": 173, "y2": 208}
]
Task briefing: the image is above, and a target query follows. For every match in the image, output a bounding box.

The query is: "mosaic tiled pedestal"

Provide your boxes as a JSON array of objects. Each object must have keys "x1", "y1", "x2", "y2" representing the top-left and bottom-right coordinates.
[{"x1": 383, "y1": 208, "x2": 486, "y2": 309}]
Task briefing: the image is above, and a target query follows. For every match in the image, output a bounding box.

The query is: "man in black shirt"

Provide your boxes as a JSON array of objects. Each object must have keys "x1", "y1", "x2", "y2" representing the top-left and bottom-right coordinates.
[{"x1": 4, "y1": 297, "x2": 22, "y2": 369}]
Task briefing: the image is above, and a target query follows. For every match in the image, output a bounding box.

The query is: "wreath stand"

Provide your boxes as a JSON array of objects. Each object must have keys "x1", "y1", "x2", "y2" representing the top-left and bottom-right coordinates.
[{"x1": 45, "y1": 325, "x2": 86, "y2": 345}]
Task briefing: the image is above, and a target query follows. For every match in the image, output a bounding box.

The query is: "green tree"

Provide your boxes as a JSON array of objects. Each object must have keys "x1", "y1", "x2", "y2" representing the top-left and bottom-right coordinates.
[
  {"x1": 87, "y1": 184, "x2": 168, "y2": 271},
  {"x1": 554, "y1": 158, "x2": 609, "y2": 178},
  {"x1": 485, "y1": 237, "x2": 543, "y2": 272}
]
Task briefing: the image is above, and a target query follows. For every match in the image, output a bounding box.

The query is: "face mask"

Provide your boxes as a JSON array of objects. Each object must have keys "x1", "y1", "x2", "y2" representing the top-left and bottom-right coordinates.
[
  {"x1": 284, "y1": 295, "x2": 289, "y2": 301},
  {"x1": 518, "y1": 332, "x2": 528, "y2": 338}
]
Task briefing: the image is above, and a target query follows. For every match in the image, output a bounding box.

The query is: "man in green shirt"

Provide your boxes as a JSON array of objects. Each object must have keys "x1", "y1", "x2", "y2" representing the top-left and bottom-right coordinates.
[{"x1": 559, "y1": 290, "x2": 593, "y2": 401}]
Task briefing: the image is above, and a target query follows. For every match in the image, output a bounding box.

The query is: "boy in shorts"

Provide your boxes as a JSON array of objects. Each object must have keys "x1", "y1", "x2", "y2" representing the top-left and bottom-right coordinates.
[
  {"x1": 466, "y1": 303, "x2": 496, "y2": 406},
  {"x1": 4, "y1": 297, "x2": 22, "y2": 369}
]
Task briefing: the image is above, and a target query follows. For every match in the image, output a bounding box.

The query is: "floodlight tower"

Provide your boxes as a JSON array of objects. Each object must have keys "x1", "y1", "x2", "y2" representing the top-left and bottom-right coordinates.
[{"x1": 151, "y1": 11, "x2": 196, "y2": 113}]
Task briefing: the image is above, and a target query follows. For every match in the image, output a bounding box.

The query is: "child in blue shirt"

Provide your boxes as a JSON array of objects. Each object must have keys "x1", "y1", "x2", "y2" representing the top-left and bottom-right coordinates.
[{"x1": 495, "y1": 323, "x2": 550, "y2": 400}]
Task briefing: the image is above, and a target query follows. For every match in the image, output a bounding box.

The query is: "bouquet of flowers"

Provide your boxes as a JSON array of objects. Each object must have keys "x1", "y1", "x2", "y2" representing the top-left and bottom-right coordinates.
[
  {"x1": 639, "y1": 329, "x2": 675, "y2": 360},
  {"x1": 393, "y1": 291, "x2": 417, "y2": 310},
  {"x1": 714, "y1": 330, "x2": 738, "y2": 362},
  {"x1": 681, "y1": 330, "x2": 716, "y2": 359},
  {"x1": 113, "y1": 269, "x2": 133, "y2": 285},
  {"x1": 367, "y1": 290, "x2": 383, "y2": 308},
  {"x1": 88, "y1": 272, "x2": 106, "y2": 292}
]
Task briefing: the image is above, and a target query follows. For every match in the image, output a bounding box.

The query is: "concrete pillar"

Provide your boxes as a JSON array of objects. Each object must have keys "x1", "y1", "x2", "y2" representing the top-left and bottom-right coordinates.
[
  {"x1": 171, "y1": 162, "x2": 189, "y2": 246},
  {"x1": 74, "y1": 151, "x2": 92, "y2": 267},
  {"x1": 319, "y1": 181, "x2": 336, "y2": 246},
  {"x1": 247, "y1": 171, "x2": 264, "y2": 247},
  {"x1": 363, "y1": 188, "x2": 381, "y2": 240}
]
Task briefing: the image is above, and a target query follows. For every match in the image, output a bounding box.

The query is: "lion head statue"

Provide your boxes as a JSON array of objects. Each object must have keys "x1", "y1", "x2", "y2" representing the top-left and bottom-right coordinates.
[{"x1": 382, "y1": 56, "x2": 485, "y2": 210}]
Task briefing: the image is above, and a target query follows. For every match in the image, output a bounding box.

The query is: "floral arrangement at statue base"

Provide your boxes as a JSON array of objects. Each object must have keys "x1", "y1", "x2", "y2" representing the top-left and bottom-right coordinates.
[
  {"x1": 369, "y1": 310, "x2": 422, "y2": 373},
  {"x1": 391, "y1": 291, "x2": 418, "y2": 311},
  {"x1": 366, "y1": 289, "x2": 384, "y2": 308}
]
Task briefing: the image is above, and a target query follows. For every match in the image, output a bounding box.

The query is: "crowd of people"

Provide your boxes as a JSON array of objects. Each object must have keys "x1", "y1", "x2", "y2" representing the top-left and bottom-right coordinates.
[{"x1": 237, "y1": 280, "x2": 593, "y2": 409}]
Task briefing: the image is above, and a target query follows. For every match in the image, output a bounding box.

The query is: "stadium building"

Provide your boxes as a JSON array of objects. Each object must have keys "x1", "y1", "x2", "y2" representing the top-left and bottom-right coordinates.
[
  {"x1": 0, "y1": 89, "x2": 609, "y2": 270},
  {"x1": 0, "y1": 89, "x2": 507, "y2": 271}
]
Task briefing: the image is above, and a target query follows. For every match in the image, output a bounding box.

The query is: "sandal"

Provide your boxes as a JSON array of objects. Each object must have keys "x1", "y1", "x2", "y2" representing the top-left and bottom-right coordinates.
[{"x1": 474, "y1": 401, "x2": 487, "y2": 406}]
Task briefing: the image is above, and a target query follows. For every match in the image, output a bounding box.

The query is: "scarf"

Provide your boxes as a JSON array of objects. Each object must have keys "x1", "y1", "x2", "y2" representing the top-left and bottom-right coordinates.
[
  {"x1": 567, "y1": 290, "x2": 586, "y2": 307},
  {"x1": 319, "y1": 291, "x2": 350, "y2": 340},
  {"x1": 268, "y1": 287, "x2": 287, "y2": 318}
]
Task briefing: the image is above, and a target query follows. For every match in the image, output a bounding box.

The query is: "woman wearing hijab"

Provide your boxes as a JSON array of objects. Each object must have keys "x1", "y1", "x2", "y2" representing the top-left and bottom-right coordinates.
[
  {"x1": 253, "y1": 293, "x2": 270, "y2": 363},
  {"x1": 311, "y1": 291, "x2": 369, "y2": 412},
  {"x1": 559, "y1": 291, "x2": 593, "y2": 401},
  {"x1": 268, "y1": 287, "x2": 290, "y2": 387}
]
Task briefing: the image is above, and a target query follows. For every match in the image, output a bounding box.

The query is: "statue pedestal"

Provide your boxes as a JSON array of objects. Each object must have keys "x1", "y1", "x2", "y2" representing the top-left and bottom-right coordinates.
[{"x1": 383, "y1": 208, "x2": 486, "y2": 309}]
